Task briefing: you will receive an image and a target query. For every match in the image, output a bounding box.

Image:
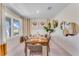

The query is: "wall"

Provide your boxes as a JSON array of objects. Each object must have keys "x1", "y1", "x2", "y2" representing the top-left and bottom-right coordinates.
[
  {"x1": 0, "y1": 4, "x2": 6, "y2": 44},
  {"x1": 2, "y1": 4, "x2": 25, "y2": 56},
  {"x1": 22, "y1": 18, "x2": 28, "y2": 36},
  {"x1": 0, "y1": 3, "x2": 2, "y2": 55},
  {"x1": 51, "y1": 4, "x2": 79, "y2": 55},
  {"x1": 0, "y1": 4, "x2": 7, "y2": 56},
  {"x1": 0, "y1": 4, "x2": 2, "y2": 44},
  {"x1": 30, "y1": 19, "x2": 48, "y2": 35}
]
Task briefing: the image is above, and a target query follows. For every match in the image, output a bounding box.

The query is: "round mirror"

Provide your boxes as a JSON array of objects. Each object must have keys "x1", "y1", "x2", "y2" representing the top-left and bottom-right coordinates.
[
  {"x1": 69, "y1": 22, "x2": 79, "y2": 36},
  {"x1": 60, "y1": 21, "x2": 79, "y2": 36}
]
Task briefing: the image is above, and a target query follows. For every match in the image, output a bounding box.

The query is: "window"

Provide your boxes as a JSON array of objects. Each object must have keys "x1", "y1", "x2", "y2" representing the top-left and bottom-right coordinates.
[
  {"x1": 13, "y1": 19, "x2": 20, "y2": 36},
  {"x1": 5, "y1": 16, "x2": 22, "y2": 39},
  {"x1": 5, "y1": 17, "x2": 11, "y2": 39}
]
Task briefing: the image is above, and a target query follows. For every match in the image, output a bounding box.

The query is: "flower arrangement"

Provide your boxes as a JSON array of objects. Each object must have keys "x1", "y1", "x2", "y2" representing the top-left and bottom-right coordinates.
[{"x1": 43, "y1": 20, "x2": 58, "y2": 36}]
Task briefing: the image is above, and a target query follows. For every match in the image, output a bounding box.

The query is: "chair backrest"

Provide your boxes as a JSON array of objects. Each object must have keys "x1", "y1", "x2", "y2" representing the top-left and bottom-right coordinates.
[{"x1": 20, "y1": 36, "x2": 28, "y2": 43}]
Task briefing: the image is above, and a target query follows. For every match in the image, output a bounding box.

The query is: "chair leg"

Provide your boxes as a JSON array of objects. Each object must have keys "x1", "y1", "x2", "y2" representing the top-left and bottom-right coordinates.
[
  {"x1": 27, "y1": 47, "x2": 30, "y2": 56},
  {"x1": 25, "y1": 43, "x2": 27, "y2": 56}
]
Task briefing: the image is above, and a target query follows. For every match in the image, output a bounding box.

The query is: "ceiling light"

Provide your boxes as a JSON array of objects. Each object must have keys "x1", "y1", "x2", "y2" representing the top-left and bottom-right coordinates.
[
  {"x1": 48, "y1": 7, "x2": 52, "y2": 10},
  {"x1": 36, "y1": 10, "x2": 39, "y2": 14}
]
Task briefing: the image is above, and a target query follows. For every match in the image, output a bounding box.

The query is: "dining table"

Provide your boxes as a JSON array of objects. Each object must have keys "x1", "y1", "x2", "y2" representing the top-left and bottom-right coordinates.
[{"x1": 25, "y1": 37, "x2": 49, "y2": 56}]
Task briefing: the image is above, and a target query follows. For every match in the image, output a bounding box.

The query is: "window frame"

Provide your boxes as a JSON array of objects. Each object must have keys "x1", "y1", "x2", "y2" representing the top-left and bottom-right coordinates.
[{"x1": 5, "y1": 13, "x2": 22, "y2": 40}]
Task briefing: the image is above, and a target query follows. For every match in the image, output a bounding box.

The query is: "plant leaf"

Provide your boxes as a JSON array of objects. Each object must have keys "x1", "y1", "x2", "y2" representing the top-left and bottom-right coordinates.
[
  {"x1": 49, "y1": 29, "x2": 54, "y2": 33},
  {"x1": 48, "y1": 22, "x2": 51, "y2": 29},
  {"x1": 44, "y1": 26, "x2": 49, "y2": 32}
]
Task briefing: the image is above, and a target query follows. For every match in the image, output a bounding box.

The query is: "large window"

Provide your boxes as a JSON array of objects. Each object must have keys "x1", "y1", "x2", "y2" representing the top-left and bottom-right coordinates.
[
  {"x1": 13, "y1": 19, "x2": 20, "y2": 36},
  {"x1": 5, "y1": 16, "x2": 21, "y2": 39},
  {"x1": 5, "y1": 17, "x2": 11, "y2": 39}
]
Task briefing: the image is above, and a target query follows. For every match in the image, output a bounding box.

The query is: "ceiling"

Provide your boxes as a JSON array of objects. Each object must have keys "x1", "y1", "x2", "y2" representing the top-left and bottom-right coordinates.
[{"x1": 5, "y1": 3, "x2": 69, "y2": 19}]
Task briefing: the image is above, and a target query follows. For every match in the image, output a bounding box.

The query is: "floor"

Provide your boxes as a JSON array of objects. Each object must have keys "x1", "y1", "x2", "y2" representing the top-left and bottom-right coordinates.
[
  {"x1": 15, "y1": 39, "x2": 71, "y2": 56},
  {"x1": 49, "y1": 40, "x2": 71, "y2": 56}
]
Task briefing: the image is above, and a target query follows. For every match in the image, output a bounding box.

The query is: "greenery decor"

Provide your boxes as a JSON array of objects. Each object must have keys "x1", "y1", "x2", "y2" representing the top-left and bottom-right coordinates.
[
  {"x1": 44, "y1": 22, "x2": 54, "y2": 33},
  {"x1": 44, "y1": 20, "x2": 58, "y2": 34}
]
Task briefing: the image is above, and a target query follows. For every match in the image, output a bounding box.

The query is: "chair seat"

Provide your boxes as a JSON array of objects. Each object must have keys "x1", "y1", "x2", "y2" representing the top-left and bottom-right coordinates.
[
  {"x1": 30, "y1": 51, "x2": 42, "y2": 56},
  {"x1": 27, "y1": 45, "x2": 42, "y2": 56}
]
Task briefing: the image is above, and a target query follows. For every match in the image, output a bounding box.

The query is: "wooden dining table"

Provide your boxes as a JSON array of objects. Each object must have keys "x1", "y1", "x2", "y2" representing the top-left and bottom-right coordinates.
[
  {"x1": 25, "y1": 37, "x2": 49, "y2": 56},
  {"x1": 26, "y1": 37, "x2": 48, "y2": 45}
]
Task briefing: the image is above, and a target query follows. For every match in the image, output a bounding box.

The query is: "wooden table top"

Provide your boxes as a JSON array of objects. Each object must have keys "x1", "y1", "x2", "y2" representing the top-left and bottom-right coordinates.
[{"x1": 26, "y1": 37, "x2": 48, "y2": 46}]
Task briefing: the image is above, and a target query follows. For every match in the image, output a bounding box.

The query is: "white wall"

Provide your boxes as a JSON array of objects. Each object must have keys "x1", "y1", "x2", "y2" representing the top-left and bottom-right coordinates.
[
  {"x1": 0, "y1": 4, "x2": 2, "y2": 44},
  {"x1": 30, "y1": 19, "x2": 48, "y2": 36},
  {"x1": 0, "y1": 4, "x2": 6, "y2": 44},
  {"x1": 51, "y1": 4, "x2": 79, "y2": 55},
  {"x1": 4, "y1": 6, "x2": 24, "y2": 56}
]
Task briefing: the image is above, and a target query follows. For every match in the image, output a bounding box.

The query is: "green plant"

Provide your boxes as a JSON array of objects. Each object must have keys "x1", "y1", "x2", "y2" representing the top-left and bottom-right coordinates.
[
  {"x1": 44, "y1": 22, "x2": 54, "y2": 33},
  {"x1": 43, "y1": 20, "x2": 58, "y2": 34}
]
